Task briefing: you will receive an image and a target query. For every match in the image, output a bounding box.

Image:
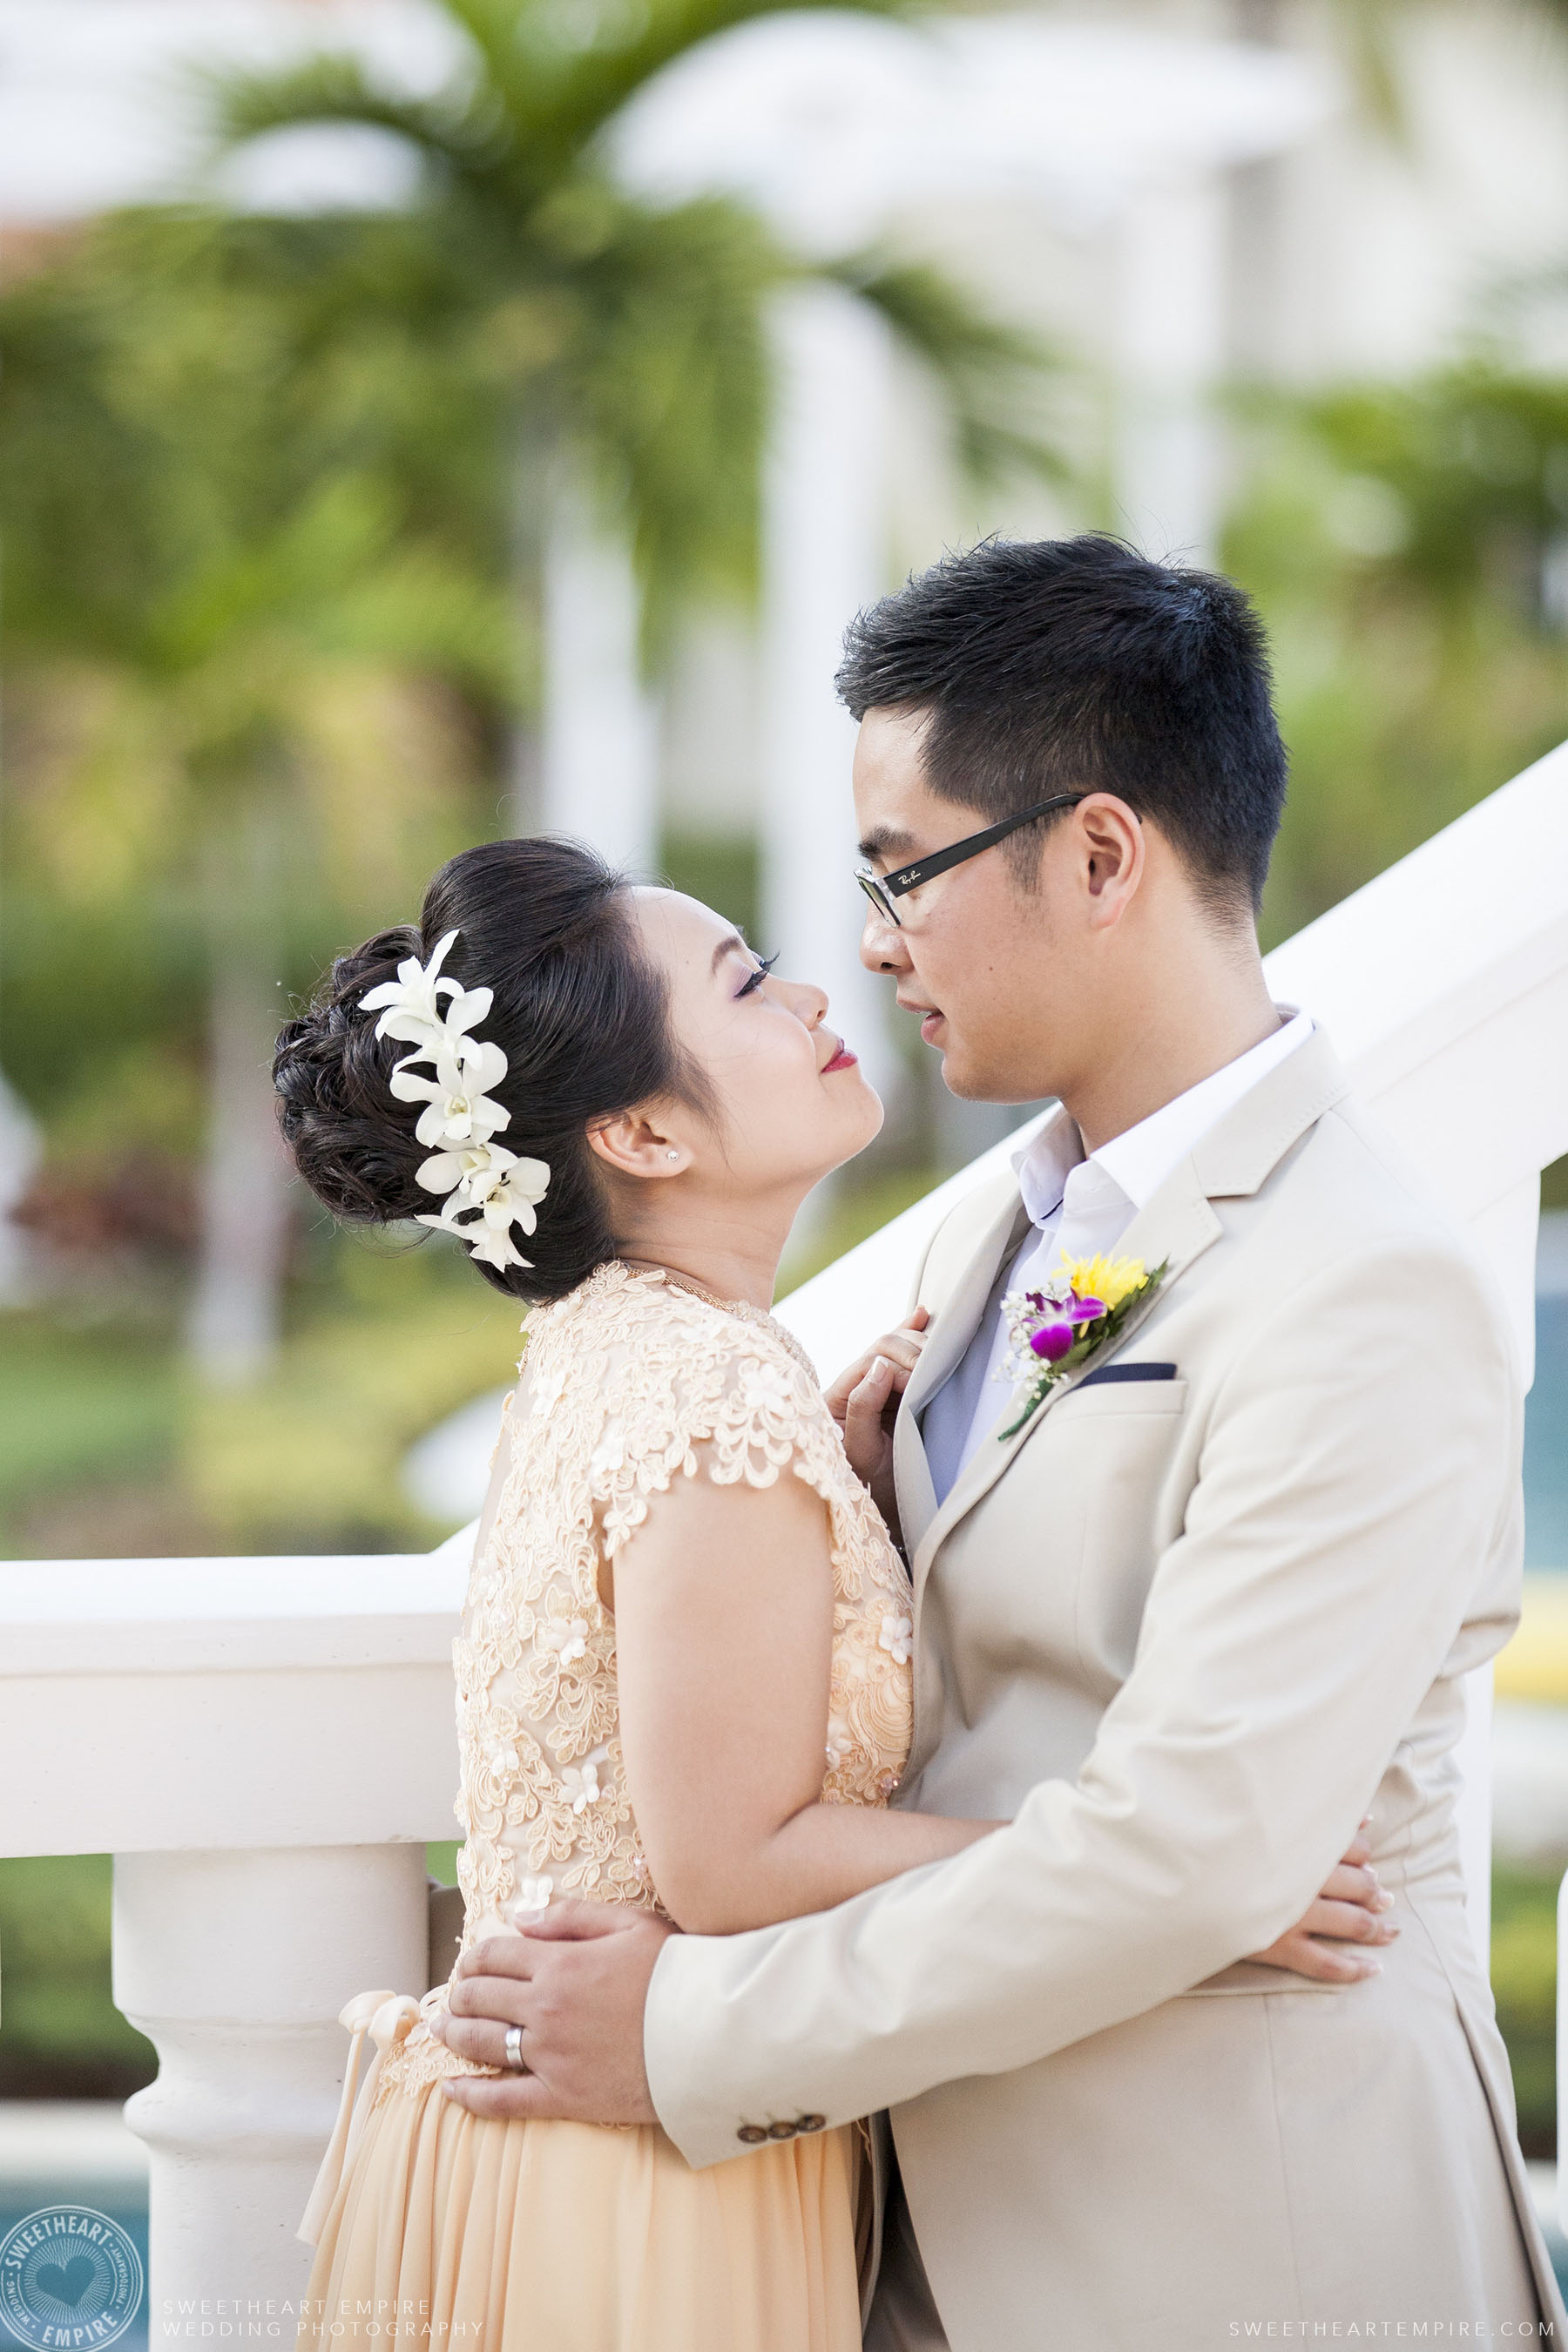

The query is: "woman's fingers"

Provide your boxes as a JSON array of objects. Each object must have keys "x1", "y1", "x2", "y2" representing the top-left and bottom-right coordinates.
[
  {"x1": 842, "y1": 1356, "x2": 897, "y2": 1475},
  {"x1": 1317, "y1": 1862, "x2": 1390, "y2": 1912},
  {"x1": 870, "y1": 1327, "x2": 927, "y2": 1379},
  {"x1": 1271, "y1": 1931, "x2": 1382, "y2": 1984},
  {"x1": 1296, "y1": 1896, "x2": 1399, "y2": 1946},
  {"x1": 826, "y1": 1315, "x2": 929, "y2": 1418}
]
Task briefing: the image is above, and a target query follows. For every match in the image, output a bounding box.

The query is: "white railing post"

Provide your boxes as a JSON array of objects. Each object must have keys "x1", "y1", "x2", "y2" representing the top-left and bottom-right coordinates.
[
  {"x1": 114, "y1": 1846, "x2": 428, "y2": 2336},
  {"x1": 0, "y1": 1540, "x2": 472, "y2": 2316}
]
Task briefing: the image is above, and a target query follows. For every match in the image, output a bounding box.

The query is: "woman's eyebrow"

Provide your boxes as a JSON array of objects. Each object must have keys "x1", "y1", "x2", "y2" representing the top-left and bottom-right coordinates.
[{"x1": 709, "y1": 930, "x2": 749, "y2": 976}]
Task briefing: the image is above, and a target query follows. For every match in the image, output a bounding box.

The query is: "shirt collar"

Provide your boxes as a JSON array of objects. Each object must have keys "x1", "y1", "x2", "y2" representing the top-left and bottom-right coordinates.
[{"x1": 1010, "y1": 1004, "x2": 1313, "y2": 1232}]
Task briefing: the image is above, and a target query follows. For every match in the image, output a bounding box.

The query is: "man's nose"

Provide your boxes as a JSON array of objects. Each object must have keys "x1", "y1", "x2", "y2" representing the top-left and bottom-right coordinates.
[{"x1": 859, "y1": 909, "x2": 909, "y2": 975}]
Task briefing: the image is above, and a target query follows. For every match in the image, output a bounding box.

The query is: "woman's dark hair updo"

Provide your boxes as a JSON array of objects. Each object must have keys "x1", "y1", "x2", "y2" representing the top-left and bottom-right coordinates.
[{"x1": 274, "y1": 837, "x2": 711, "y2": 1303}]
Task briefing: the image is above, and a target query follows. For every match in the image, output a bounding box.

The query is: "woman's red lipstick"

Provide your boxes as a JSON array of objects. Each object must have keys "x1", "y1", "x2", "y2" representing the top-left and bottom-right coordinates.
[{"x1": 821, "y1": 1041, "x2": 858, "y2": 1073}]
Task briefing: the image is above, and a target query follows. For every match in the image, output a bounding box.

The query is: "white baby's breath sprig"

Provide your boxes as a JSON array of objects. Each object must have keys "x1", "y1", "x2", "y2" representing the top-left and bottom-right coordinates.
[{"x1": 360, "y1": 929, "x2": 549, "y2": 1270}]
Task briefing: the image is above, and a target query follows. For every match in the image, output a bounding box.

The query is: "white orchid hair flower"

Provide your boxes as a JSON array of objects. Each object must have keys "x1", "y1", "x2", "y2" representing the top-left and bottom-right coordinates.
[{"x1": 360, "y1": 928, "x2": 549, "y2": 1272}]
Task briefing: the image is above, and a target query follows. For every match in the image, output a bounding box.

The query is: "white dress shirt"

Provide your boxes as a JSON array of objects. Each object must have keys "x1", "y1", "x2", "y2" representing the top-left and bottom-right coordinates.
[{"x1": 919, "y1": 1005, "x2": 1315, "y2": 1504}]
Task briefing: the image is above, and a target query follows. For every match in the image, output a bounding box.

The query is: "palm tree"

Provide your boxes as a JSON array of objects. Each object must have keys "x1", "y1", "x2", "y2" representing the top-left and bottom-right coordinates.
[
  {"x1": 3, "y1": 1, "x2": 1057, "y2": 1381},
  {"x1": 0, "y1": 207, "x2": 518, "y2": 1379},
  {"x1": 206, "y1": 0, "x2": 1057, "y2": 651}
]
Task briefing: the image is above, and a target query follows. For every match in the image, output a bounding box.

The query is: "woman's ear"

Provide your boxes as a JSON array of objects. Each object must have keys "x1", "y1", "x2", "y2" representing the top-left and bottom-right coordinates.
[{"x1": 586, "y1": 1107, "x2": 687, "y2": 1183}]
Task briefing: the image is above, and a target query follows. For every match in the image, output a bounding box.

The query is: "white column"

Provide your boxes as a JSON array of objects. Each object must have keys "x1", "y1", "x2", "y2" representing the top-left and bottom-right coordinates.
[
  {"x1": 542, "y1": 468, "x2": 660, "y2": 876},
  {"x1": 760, "y1": 286, "x2": 897, "y2": 1102},
  {"x1": 113, "y1": 1844, "x2": 429, "y2": 2331},
  {"x1": 1113, "y1": 172, "x2": 1229, "y2": 567},
  {"x1": 0, "y1": 1069, "x2": 41, "y2": 1303}
]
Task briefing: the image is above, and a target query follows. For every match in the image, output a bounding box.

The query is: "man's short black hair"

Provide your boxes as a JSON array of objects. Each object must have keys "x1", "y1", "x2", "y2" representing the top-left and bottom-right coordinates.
[{"x1": 835, "y1": 534, "x2": 1288, "y2": 916}]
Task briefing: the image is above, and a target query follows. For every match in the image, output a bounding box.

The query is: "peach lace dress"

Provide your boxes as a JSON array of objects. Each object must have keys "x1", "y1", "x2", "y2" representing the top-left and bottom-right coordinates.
[{"x1": 295, "y1": 1260, "x2": 914, "y2": 2352}]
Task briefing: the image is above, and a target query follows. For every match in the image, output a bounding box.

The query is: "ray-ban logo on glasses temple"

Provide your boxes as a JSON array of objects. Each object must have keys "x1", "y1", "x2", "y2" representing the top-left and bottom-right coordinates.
[{"x1": 855, "y1": 794, "x2": 1087, "y2": 926}]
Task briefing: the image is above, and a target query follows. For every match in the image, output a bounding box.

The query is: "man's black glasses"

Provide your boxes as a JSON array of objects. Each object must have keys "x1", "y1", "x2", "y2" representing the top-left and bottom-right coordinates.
[{"x1": 854, "y1": 794, "x2": 1086, "y2": 928}]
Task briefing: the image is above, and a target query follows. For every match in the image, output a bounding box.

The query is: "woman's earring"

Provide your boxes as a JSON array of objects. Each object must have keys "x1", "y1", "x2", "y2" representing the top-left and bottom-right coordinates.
[{"x1": 666, "y1": 1151, "x2": 679, "y2": 1162}]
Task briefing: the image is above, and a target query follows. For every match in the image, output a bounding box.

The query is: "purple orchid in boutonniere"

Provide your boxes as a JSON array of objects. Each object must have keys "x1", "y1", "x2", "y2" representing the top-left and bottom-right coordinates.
[{"x1": 997, "y1": 1253, "x2": 1169, "y2": 1440}]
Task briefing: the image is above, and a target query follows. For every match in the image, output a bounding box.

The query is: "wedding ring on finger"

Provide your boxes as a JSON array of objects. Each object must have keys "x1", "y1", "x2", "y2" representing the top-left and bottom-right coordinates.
[{"x1": 504, "y1": 2024, "x2": 528, "y2": 2074}]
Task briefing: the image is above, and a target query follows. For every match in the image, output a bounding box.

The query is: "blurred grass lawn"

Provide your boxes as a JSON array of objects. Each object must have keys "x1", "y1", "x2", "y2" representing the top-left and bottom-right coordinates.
[
  {"x1": 0, "y1": 1164, "x2": 945, "y2": 1559},
  {"x1": 0, "y1": 1233, "x2": 528, "y2": 1558},
  {"x1": 1, "y1": 1849, "x2": 1558, "y2": 2153}
]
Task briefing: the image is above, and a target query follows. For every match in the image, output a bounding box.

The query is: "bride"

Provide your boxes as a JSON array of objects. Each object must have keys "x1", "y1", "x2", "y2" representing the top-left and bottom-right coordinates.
[{"x1": 274, "y1": 835, "x2": 1389, "y2": 2352}]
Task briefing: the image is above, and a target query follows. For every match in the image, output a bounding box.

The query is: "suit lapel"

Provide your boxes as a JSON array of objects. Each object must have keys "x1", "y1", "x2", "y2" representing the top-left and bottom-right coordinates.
[
  {"x1": 906, "y1": 1024, "x2": 1355, "y2": 1599},
  {"x1": 908, "y1": 1164, "x2": 1222, "y2": 1601}
]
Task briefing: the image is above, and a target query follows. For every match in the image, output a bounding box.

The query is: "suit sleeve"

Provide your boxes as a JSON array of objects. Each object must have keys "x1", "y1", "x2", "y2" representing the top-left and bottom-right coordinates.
[{"x1": 642, "y1": 1234, "x2": 1522, "y2": 2166}]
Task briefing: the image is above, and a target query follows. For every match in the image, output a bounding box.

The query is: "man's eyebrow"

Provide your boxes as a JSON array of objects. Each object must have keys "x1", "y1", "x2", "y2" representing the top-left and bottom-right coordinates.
[
  {"x1": 709, "y1": 930, "x2": 749, "y2": 975},
  {"x1": 857, "y1": 824, "x2": 917, "y2": 865}
]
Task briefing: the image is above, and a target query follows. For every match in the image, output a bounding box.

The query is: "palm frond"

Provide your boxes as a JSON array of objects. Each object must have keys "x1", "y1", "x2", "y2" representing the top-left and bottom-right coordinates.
[
  {"x1": 202, "y1": 53, "x2": 494, "y2": 172},
  {"x1": 497, "y1": 0, "x2": 905, "y2": 179},
  {"x1": 560, "y1": 190, "x2": 782, "y2": 643},
  {"x1": 1321, "y1": 0, "x2": 1406, "y2": 137},
  {"x1": 837, "y1": 256, "x2": 1071, "y2": 490}
]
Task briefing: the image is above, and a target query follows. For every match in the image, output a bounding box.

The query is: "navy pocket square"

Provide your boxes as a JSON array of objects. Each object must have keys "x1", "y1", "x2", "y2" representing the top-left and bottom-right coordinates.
[{"x1": 1078, "y1": 1361, "x2": 1178, "y2": 1389}]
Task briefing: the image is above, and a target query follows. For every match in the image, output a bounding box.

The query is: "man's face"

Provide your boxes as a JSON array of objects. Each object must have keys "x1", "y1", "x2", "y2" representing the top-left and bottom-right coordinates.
[{"x1": 852, "y1": 706, "x2": 1088, "y2": 1104}]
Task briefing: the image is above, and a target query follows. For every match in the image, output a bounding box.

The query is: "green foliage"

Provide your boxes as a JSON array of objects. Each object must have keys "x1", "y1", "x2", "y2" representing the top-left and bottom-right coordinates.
[
  {"x1": 1492, "y1": 1863, "x2": 1558, "y2": 2157},
  {"x1": 835, "y1": 255, "x2": 1067, "y2": 492},
  {"x1": 0, "y1": 1858, "x2": 156, "y2": 2100},
  {"x1": 0, "y1": 1845, "x2": 456, "y2": 2098},
  {"x1": 204, "y1": 0, "x2": 1064, "y2": 650},
  {"x1": 658, "y1": 828, "x2": 759, "y2": 939},
  {"x1": 0, "y1": 204, "x2": 517, "y2": 1112},
  {"x1": 0, "y1": 1321, "x2": 181, "y2": 1554},
  {"x1": 1226, "y1": 368, "x2": 1568, "y2": 942},
  {"x1": 0, "y1": 1223, "x2": 525, "y2": 1558},
  {"x1": 187, "y1": 1233, "x2": 525, "y2": 1551},
  {"x1": 0, "y1": 208, "x2": 513, "y2": 686}
]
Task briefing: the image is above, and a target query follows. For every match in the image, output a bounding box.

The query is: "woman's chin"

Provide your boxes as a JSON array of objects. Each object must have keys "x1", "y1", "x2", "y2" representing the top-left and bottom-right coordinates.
[{"x1": 835, "y1": 1078, "x2": 885, "y2": 1161}]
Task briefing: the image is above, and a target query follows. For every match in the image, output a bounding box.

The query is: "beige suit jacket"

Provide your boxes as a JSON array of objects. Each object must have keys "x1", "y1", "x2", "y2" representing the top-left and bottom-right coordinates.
[{"x1": 644, "y1": 1030, "x2": 1565, "y2": 2346}]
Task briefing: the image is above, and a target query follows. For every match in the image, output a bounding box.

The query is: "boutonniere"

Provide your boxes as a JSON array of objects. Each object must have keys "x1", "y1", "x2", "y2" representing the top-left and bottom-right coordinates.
[{"x1": 997, "y1": 1254, "x2": 1169, "y2": 1439}]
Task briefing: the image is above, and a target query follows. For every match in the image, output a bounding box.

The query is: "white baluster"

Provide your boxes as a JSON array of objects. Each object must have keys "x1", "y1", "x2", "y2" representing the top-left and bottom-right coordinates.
[{"x1": 113, "y1": 1844, "x2": 428, "y2": 2335}]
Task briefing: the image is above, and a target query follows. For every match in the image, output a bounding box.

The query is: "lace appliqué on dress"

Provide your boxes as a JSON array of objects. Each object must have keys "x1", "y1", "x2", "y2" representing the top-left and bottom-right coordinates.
[{"x1": 372, "y1": 1260, "x2": 913, "y2": 2115}]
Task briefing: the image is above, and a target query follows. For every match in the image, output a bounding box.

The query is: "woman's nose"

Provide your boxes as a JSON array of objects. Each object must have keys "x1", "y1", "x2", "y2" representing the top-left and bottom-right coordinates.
[{"x1": 777, "y1": 973, "x2": 829, "y2": 1025}]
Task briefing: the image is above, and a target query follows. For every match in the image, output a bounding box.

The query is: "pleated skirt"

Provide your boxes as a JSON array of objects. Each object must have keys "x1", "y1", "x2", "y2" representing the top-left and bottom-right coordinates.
[{"x1": 296, "y1": 2076, "x2": 865, "y2": 2352}]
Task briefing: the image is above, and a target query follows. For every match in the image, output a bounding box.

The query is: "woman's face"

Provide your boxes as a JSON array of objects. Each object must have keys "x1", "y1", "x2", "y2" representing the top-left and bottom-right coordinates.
[{"x1": 629, "y1": 888, "x2": 884, "y2": 1199}]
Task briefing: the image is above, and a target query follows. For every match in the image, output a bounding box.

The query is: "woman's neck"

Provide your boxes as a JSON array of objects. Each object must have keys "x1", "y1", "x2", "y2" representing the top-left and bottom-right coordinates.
[{"x1": 614, "y1": 1197, "x2": 799, "y2": 1311}]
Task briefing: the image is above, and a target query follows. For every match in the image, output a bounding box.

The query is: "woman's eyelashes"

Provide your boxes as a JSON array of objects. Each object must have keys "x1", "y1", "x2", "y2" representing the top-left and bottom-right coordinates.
[{"x1": 735, "y1": 952, "x2": 780, "y2": 999}]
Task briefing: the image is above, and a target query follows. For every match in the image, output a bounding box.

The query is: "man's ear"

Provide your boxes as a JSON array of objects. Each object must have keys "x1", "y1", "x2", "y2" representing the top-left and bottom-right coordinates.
[
  {"x1": 1074, "y1": 794, "x2": 1145, "y2": 926},
  {"x1": 586, "y1": 1107, "x2": 686, "y2": 1183}
]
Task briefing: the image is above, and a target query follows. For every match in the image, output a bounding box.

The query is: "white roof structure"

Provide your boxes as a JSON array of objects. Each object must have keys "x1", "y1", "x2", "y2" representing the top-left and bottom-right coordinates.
[
  {"x1": 612, "y1": 12, "x2": 1330, "y2": 253},
  {"x1": 0, "y1": 1, "x2": 1330, "y2": 234},
  {"x1": 0, "y1": 0, "x2": 452, "y2": 222}
]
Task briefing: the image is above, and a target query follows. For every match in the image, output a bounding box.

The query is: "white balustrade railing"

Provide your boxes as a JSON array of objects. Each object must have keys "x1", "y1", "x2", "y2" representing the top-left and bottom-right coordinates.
[{"x1": 3, "y1": 739, "x2": 1568, "y2": 2333}]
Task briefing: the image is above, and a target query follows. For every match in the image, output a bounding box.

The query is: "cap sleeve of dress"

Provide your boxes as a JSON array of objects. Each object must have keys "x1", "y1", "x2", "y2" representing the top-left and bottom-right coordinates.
[{"x1": 586, "y1": 1285, "x2": 848, "y2": 1561}]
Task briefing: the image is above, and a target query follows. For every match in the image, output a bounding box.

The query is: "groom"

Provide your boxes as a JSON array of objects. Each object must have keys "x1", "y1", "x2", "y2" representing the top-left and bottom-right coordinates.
[{"x1": 429, "y1": 537, "x2": 1562, "y2": 2343}]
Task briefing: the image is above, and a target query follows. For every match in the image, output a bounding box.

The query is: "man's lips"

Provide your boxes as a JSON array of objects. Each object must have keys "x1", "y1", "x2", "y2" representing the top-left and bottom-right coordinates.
[{"x1": 898, "y1": 997, "x2": 945, "y2": 1044}]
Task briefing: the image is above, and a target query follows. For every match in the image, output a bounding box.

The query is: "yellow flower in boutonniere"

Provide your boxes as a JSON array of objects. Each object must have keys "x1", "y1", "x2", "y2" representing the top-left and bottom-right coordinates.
[
  {"x1": 996, "y1": 1254, "x2": 1169, "y2": 1440},
  {"x1": 1057, "y1": 1254, "x2": 1150, "y2": 1314}
]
